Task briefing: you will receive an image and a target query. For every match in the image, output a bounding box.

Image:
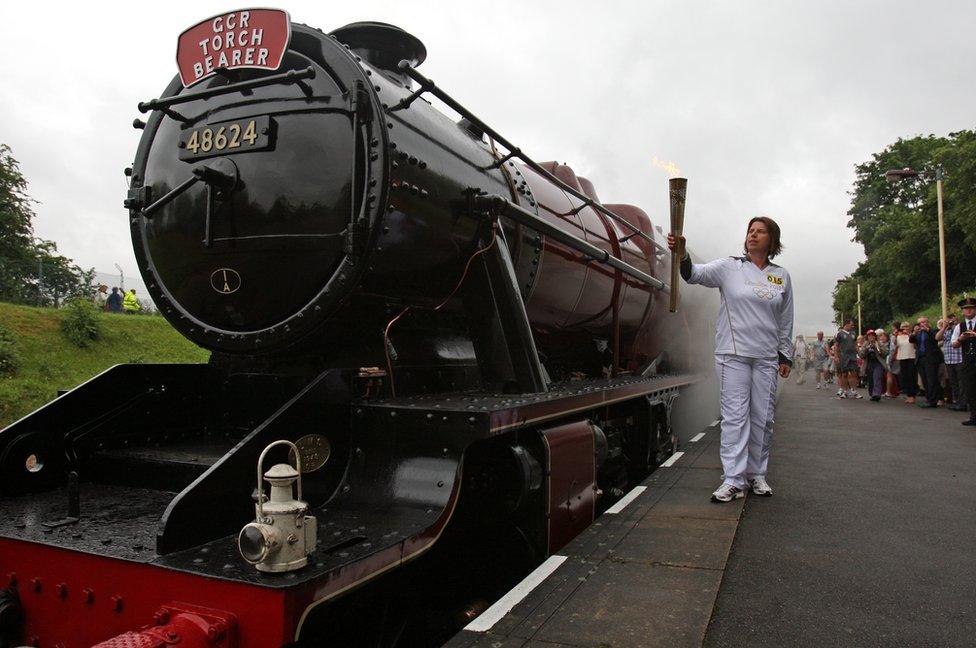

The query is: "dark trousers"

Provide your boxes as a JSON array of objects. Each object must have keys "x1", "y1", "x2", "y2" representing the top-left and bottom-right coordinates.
[
  {"x1": 918, "y1": 353, "x2": 942, "y2": 405},
  {"x1": 961, "y1": 361, "x2": 976, "y2": 421},
  {"x1": 899, "y1": 359, "x2": 918, "y2": 397},
  {"x1": 947, "y1": 363, "x2": 967, "y2": 408},
  {"x1": 868, "y1": 361, "x2": 885, "y2": 398}
]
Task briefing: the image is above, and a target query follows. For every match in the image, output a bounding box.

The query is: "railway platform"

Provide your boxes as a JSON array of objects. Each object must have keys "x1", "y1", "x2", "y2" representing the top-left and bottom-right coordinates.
[{"x1": 447, "y1": 379, "x2": 976, "y2": 647}]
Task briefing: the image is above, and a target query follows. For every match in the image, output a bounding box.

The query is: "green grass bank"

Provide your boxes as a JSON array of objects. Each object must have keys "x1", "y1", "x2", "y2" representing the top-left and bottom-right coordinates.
[{"x1": 0, "y1": 302, "x2": 209, "y2": 428}]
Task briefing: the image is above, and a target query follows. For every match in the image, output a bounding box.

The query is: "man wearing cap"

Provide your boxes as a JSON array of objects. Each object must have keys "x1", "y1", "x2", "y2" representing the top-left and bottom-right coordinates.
[{"x1": 950, "y1": 297, "x2": 976, "y2": 425}]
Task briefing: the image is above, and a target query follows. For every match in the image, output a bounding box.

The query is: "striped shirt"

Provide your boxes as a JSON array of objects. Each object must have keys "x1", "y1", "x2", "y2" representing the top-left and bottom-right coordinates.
[{"x1": 943, "y1": 332, "x2": 962, "y2": 364}]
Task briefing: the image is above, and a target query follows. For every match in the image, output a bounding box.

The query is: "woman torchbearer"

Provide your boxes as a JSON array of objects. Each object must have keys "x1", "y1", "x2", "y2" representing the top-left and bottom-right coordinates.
[{"x1": 668, "y1": 217, "x2": 794, "y2": 502}]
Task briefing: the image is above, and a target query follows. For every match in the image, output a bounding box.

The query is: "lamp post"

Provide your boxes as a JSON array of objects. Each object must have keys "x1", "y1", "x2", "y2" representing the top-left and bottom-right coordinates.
[
  {"x1": 114, "y1": 263, "x2": 125, "y2": 292},
  {"x1": 885, "y1": 166, "x2": 947, "y2": 321},
  {"x1": 835, "y1": 279, "x2": 861, "y2": 333}
]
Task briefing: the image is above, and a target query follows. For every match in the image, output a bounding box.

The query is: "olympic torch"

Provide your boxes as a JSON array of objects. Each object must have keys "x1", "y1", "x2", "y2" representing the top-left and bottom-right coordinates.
[{"x1": 668, "y1": 177, "x2": 687, "y2": 313}]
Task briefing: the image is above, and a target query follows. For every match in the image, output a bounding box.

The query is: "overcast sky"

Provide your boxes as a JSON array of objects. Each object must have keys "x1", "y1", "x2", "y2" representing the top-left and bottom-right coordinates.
[{"x1": 2, "y1": 0, "x2": 974, "y2": 333}]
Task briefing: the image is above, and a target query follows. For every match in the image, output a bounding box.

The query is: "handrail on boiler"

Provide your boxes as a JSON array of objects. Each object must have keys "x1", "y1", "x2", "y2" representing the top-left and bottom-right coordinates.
[
  {"x1": 475, "y1": 195, "x2": 667, "y2": 292},
  {"x1": 394, "y1": 60, "x2": 667, "y2": 255}
]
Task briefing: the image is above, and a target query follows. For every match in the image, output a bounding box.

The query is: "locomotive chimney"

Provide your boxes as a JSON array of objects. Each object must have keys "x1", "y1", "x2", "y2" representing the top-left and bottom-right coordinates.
[{"x1": 331, "y1": 22, "x2": 427, "y2": 88}]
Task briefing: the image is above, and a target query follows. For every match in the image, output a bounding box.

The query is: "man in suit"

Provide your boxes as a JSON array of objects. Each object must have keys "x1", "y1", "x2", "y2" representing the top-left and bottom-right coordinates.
[
  {"x1": 913, "y1": 316, "x2": 942, "y2": 407},
  {"x1": 950, "y1": 298, "x2": 976, "y2": 425}
]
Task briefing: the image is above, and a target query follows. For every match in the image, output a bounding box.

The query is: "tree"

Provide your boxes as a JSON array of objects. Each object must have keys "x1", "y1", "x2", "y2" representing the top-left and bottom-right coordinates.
[
  {"x1": 836, "y1": 131, "x2": 976, "y2": 326},
  {"x1": 0, "y1": 143, "x2": 94, "y2": 306},
  {"x1": 0, "y1": 144, "x2": 37, "y2": 303}
]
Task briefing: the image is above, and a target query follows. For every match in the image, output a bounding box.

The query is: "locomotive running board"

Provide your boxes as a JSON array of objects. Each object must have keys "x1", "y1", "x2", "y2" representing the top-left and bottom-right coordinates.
[{"x1": 364, "y1": 372, "x2": 702, "y2": 436}]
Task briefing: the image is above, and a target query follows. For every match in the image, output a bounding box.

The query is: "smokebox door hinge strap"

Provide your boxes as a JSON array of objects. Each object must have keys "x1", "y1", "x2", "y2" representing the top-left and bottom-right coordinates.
[
  {"x1": 124, "y1": 184, "x2": 153, "y2": 214},
  {"x1": 352, "y1": 80, "x2": 373, "y2": 124}
]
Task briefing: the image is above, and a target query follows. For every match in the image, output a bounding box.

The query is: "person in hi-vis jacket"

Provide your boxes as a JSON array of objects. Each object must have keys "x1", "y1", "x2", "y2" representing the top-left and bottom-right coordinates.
[{"x1": 668, "y1": 217, "x2": 794, "y2": 502}]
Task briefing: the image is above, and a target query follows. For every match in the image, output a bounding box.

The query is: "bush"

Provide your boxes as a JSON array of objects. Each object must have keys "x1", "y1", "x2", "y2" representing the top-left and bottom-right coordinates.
[
  {"x1": 60, "y1": 299, "x2": 102, "y2": 348},
  {"x1": 0, "y1": 324, "x2": 20, "y2": 374}
]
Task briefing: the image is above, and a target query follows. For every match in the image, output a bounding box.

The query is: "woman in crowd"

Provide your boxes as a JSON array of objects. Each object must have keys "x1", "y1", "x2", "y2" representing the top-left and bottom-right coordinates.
[
  {"x1": 879, "y1": 329, "x2": 899, "y2": 398},
  {"x1": 859, "y1": 330, "x2": 888, "y2": 401},
  {"x1": 894, "y1": 321, "x2": 917, "y2": 404},
  {"x1": 668, "y1": 216, "x2": 794, "y2": 503}
]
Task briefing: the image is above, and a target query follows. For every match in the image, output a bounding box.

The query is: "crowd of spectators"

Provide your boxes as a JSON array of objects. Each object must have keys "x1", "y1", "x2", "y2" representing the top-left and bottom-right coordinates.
[
  {"x1": 792, "y1": 302, "x2": 975, "y2": 424},
  {"x1": 93, "y1": 284, "x2": 141, "y2": 314}
]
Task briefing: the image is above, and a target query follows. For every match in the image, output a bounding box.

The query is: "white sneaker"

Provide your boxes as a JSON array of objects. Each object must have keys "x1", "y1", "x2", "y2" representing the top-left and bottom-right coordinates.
[
  {"x1": 749, "y1": 477, "x2": 773, "y2": 496},
  {"x1": 711, "y1": 483, "x2": 745, "y2": 503},
  {"x1": 849, "y1": 390, "x2": 863, "y2": 400},
  {"x1": 816, "y1": 383, "x2": 822, "y2": 389},
  {"x1": 836, "y1": 392, "x2": 847, "y2": 399}
]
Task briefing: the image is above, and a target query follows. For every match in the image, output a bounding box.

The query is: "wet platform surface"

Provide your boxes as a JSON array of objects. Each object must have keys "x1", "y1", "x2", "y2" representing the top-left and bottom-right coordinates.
[
  {"x1": 446, "y1": 417, "x2": 737, "y2": 648},
  {"x1": 446, "y1": 379, "x2": 976, "y2": 647},
  {"x1": 705, "y1": 379, "x2": 976, "y2": 647}
]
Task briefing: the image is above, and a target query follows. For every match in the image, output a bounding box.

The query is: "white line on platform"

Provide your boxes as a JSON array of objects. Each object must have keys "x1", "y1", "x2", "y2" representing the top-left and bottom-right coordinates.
[
  {"x1": 660, "y1": 451, "x2": 685, "y2": 467},
  {"x1": 710, "y1": 419, "x2": 721, "y2": 427},
  {"x1": 465, "y1": 554, "x2": 568, "y2": 632},
  {"x1": 690, "y1": 432, "x2": 706, "y2": 443},
  {"x1": 604, "y1": 486, "x2": 646, "y2": 514}
]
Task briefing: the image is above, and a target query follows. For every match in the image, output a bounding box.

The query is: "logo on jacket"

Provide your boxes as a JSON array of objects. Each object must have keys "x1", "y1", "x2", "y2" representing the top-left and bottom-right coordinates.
[
  {"x1": 211, "y1": 268, "x2": 242, "y2": 294},
  {"x1": 753, "y1": 285, "x2": 775, "y2": 300},
  {"x1": 767, "y1": 274, "x2": 784, "y2": 285}
]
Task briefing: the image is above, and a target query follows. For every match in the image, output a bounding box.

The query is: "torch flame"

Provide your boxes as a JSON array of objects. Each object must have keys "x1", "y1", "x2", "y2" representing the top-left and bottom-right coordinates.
[{"x1": 652, "y1": 156, "x2": 681, "y2": 178}]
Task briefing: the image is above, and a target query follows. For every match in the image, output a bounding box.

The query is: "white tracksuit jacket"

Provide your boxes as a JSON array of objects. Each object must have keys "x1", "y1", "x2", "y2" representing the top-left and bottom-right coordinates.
[{"x1": 682, "y1": 256, "x2": 794, "y2": 364}]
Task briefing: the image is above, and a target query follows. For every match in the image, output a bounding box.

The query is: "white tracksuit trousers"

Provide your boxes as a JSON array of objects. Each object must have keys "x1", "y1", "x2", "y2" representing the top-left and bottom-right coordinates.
[{"x1": 715, "y1": 354, "x2": 778, "y2": 489}]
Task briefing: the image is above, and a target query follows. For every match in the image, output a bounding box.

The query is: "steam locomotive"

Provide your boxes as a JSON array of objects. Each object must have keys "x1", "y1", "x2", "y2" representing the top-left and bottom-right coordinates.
[{"x1": 0, "y1": 11, "x2": 716, "y2": 647}]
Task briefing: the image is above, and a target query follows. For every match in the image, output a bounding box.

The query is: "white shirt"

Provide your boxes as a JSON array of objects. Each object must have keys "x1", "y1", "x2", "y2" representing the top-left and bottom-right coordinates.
[
  {"x1": 950, "y1": 319, "x2": 976, "y2": 346},
  {"x1": 685, "y1": 256, "x2": 794, "y2": 361}
]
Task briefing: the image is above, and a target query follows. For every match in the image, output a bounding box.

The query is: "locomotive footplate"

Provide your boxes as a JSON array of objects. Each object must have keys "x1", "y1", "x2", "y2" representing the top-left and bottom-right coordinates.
[
  {"x1": 155, "y1": 374, "x2": 701, "y2": 589},
  {"x1": 0, "y1": 484, "x2": 174, "y2": 561}
]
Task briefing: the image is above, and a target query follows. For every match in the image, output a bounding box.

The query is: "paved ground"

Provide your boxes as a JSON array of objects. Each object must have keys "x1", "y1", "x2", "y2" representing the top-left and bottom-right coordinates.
[{"x1": 705, "y1": 379, "x2": 976, "y2": 647}]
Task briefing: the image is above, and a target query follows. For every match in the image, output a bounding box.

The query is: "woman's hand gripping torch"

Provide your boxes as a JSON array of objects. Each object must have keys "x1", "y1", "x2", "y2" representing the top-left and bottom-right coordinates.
[{"x1": 668, "y1": 177, "x2": 687, "y2": 313}]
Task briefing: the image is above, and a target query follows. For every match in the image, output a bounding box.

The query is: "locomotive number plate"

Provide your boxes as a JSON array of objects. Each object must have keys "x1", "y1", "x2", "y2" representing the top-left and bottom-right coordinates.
[{"x1": 179, "y1": 115, "x2": 274, "y2": 161}]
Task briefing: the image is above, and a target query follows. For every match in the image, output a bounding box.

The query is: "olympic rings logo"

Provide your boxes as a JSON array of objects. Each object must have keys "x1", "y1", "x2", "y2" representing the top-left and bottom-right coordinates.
[{"x1": 753, "y1": 286, "x2": 776, "y2": 300}]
